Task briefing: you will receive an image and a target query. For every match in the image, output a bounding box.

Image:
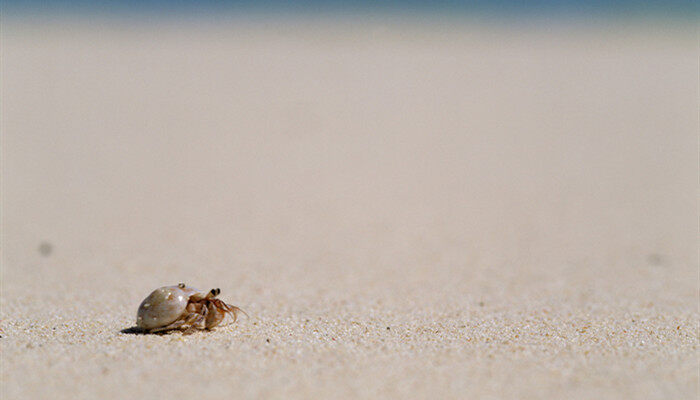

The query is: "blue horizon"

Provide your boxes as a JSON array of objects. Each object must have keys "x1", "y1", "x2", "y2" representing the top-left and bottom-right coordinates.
[{"x1": 2, "y1": 0, "x2": 697, "y2": 18}]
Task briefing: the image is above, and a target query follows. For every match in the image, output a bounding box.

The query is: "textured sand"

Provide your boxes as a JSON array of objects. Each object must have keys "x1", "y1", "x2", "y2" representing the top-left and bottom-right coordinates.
[{"x1": 1, "y1": 18, "x2": 698, "y2": 399}]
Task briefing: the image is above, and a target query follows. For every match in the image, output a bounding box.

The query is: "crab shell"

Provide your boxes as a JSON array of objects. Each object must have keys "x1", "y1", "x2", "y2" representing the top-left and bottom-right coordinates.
[{"x1": 136, "y1": 285, "x2": 203, "y2": 330}]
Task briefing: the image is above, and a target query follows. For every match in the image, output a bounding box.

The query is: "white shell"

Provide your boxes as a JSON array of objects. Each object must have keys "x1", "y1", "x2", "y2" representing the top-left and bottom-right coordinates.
[{"x1": 136, "y1": 285, "x2": 203, "y2": 330}]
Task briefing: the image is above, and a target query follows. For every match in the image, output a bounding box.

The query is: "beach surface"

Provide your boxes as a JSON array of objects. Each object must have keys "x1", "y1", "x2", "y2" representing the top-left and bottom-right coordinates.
[{"x1": 1, "y1": 18, "x2": 698, "y2": 399}]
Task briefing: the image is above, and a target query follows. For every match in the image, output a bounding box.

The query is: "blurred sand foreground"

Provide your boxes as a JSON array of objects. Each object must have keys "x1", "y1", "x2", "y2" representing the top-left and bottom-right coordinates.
[{"x1": 1, "y1": 18, "x2": 697, "y2": 399}]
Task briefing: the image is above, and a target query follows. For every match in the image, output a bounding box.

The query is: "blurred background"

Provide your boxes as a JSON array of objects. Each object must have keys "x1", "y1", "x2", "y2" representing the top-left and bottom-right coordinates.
[
  {"x1": 2, "y1": 1, "x2": 698, "y2": 399},
  {"x1": 2, "y1": 0, "x2": 698, "y2": 293},
  {"x1": 2, "y1": 1, "x2": 696, "y2": 302}
]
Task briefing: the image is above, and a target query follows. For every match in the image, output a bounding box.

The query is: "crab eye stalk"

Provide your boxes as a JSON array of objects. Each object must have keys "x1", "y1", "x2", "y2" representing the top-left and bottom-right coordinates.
[{"x1": 178, "y1": 283, "x2": 186, "y2": 288}]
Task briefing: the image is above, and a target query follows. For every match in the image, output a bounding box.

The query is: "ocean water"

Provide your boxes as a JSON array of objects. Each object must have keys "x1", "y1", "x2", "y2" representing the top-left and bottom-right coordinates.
[{"x1": 2, "y1": 0, "x2": 697, "y2": 19}]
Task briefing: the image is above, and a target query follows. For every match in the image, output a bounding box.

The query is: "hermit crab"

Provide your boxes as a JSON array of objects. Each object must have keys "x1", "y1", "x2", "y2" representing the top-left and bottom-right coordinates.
[{"x1": 135, "y1": 284, "x2": 246, "y2": 333}]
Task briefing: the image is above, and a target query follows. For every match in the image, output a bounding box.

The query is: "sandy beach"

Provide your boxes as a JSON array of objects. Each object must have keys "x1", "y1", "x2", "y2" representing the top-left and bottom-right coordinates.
[{"x1": 1, "y1": 17, "x2": 697, "y2": 399}]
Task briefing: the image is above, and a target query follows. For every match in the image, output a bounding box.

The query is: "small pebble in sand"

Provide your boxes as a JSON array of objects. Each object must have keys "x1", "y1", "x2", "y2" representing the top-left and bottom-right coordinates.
[
  {"x1": 38, "y1": 242, "x2": 52, "y2": 257},
  {"x1": 135, "y1": 283, "x2": 247, "y2": 334},
  {"x1": 646, "y1": 254, "x2": 664, "y2": 266}
]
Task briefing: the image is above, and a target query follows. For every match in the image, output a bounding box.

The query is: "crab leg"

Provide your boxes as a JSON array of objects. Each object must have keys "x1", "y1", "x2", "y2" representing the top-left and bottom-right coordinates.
[{"x1": 149, "y1": 319, "x2": 187, "y2": 333}]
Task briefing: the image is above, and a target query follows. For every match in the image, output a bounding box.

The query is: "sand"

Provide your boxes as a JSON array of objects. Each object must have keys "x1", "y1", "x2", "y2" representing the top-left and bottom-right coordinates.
[{"x1": 1, "y1": 17, "x2": 698, "y2": 399}]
